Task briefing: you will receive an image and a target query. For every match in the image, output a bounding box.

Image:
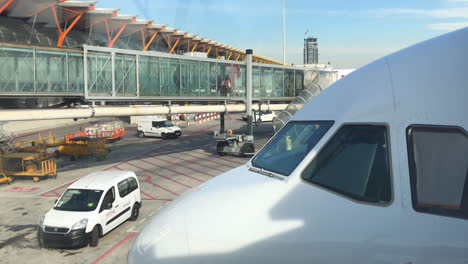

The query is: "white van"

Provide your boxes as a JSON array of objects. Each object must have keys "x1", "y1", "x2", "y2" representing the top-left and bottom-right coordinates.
[
  {"x1": 39, "y1": 171, "x2": 141, "y2": 248},
  {"x1": 128, "y1": 29, "x2": 468, "y2": 263},
  {"x1": 137, "y1": 117, "x2": 182, "y2": 139}
]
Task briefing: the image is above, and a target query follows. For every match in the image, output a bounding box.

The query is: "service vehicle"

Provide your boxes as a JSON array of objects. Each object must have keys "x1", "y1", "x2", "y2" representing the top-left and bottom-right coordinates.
[
  {"x1": 137, "y1": 117, "x2": 182, "y2": 139},
  {"x1": 0, "y1": 151, "x2": 56, "y2": 182},
  {"x1": 242, "y1": 110, "x2": 277, "y2": 123},
  {"x1": 39, "y1": 170, "x2": 141, "y2": 248},
  {"x1": 129, "y1": 28, "x2": 468, "y2": 263}
]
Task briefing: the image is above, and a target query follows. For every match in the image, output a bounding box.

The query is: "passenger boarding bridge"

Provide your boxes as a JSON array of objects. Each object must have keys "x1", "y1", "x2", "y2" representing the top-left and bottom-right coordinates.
[{"x1": 0, "y1": 44, "x2": 304, "y2": 104}]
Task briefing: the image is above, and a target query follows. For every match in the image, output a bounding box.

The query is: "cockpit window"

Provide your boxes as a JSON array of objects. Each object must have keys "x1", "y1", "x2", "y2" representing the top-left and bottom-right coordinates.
[
  {"x1": 407, "y1": 125, "x2": 468, "y2": 219},
  {"x1": 302, "y1": 125, "x2": 392, "y2": 204},
  {"x1": 252, "y1": 121, "x2": 333, "y2": 176}
]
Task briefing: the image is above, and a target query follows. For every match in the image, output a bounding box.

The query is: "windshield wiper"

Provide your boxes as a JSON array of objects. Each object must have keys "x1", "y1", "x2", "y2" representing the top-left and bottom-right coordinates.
[{"x1": 249, "y1": 166, "x2": 285, "y2": 181}]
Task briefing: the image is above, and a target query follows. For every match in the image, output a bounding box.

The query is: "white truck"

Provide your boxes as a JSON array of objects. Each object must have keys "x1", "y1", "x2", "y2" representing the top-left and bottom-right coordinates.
[{"x1": 137, "y1": 117, "x2": 182, "y2": 139}]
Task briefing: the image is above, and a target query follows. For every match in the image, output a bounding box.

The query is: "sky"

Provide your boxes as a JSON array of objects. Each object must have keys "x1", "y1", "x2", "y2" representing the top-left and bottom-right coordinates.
[{"x1": 96, "y1": 0, "x2": 468, "y2": 68}]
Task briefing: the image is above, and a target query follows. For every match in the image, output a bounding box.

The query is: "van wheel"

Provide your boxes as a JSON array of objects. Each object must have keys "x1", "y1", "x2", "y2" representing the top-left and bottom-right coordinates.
[
  {"x1": 137, "y1": 131, "x2": 145, "y2": 138},
  {"x1": 89, "y1": 226, "x2": 99, "y2": 247},
  {"x1": 129, "y1": 203, "x2": 140, "y2": 221}
]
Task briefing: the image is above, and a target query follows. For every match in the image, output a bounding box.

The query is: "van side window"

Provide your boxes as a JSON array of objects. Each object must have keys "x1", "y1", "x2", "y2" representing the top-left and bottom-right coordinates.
[
  {"x1": 407, "y1": 125, "x2": 468, "y2": 219},
  {"x1": 128, "y1": 177, "x2": 139, "y2": 193},
  {"x1": 302, "y1": 125, "x2": 392, "y2": 204},
  {"x1": 118, "y1": 179, "x2": 130, "y2": 198},
  {"x1": 152, "y1": 121, "x2": 159, "y2": 128},
  {"x1": 100, "y1": 187, "x2": 115, "y2": 213}
]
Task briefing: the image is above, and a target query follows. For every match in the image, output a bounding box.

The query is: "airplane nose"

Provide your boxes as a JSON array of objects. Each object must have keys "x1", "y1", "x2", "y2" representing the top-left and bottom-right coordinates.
[{"x1": 128, "y1": 204, "x2": 191, "y2": 264}]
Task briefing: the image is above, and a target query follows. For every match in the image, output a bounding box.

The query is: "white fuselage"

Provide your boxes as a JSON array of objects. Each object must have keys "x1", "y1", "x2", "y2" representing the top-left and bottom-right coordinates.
[{"x1": 128, "y1": 27, "x2": 468, "y2": 264}]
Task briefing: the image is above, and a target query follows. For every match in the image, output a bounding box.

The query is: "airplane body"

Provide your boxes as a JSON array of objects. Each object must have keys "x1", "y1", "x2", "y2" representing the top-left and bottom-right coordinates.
[{"x1": 128, "y1": 27, "x2": 468, "y2": 264}]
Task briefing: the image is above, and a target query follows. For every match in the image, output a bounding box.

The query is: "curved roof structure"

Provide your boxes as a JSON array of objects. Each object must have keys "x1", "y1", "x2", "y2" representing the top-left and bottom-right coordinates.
[{"x1": 0, "y1": 0, "x2": 283, "y2": 64}]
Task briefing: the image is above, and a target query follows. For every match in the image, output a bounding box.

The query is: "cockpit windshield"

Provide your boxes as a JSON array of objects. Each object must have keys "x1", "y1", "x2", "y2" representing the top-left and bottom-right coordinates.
[
  {"x1": 252, "y1": 121, "x2": 333, "y2": 176},
  {"x1": 54, "y1": 189, "x2": 103, "y2": 212}
]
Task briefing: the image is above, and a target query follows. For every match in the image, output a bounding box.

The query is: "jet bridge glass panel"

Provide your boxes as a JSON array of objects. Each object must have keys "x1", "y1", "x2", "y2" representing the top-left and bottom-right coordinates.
[
  {"x1": 87, "y1": 52, "x2": 113, "y2": 96},
  {"x1": 252, "y1": 121, "x2": 334, "y2": 176},
  {"x1": 302, "y1": 125, "x2": 392, "y2": 204},
  {"x1": 0, "y1": 47, "x2": 34, "y2": 92},
  {"x1": 115, "y1": 54, "x2": 137, "y2": 97},
  {"x1": 139, "y1": 56, "x2": 160, "y2": 96},
  {"x1": 407, "y1": 125, "x2": 468, "y2": 219}
]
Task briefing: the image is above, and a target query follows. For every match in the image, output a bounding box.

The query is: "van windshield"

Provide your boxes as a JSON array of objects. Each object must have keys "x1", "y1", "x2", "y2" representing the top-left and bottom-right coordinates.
[
  {"x1": 252, "y1": 121, "x2": 333, "y2": 176},
  {"x1": 159, "y1": 120, "x2": 174, "y2": 127},
  {"x1": 54, "y1": 189, "x2": 103, "y2": 212}
]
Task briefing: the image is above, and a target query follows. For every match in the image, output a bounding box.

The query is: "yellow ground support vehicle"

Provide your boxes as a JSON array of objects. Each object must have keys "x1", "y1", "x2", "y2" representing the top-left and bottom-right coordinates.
[
  {"x1": 58, "y1": 136, "x2": 108, "y2": 161},
  {"x1": 14, "y1": 132, "x2": 63, "y2": 153},
  {"x1": 0, "y1": 151, "x2": 57, "y2": 182}
]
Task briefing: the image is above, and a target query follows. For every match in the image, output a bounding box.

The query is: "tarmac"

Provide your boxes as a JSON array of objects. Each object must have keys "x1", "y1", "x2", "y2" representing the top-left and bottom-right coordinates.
[{"x1": 0, "y1": 114, "x2": 275, "y2": 264}]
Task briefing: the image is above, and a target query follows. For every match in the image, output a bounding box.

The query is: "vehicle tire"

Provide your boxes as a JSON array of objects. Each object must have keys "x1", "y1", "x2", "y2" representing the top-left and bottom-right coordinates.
[
  {"x1": 240, "y1": 143, "x2": 255, "y2": 156},
  {"x1": 216, "y1": 142, "x2": 228, "y2": 156},
  {"x1": 89, "y1": 226, "x2": 99, "y2": 247},
  {"x1": 37, "y1": 227, "x2": 45, "y2": 248},
  {"x1": 137, "y1": 131, "x2": 145, "y2": 138},
  {"x1": 129, "y1": 203, "x2": 140, "y2": 221}
]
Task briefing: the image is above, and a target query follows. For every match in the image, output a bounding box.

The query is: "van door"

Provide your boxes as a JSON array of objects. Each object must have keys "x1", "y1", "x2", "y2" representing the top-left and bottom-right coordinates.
[
  {"x1": 98, "y1": 186, "x2": 118, "y2": 234},
  {"x1": 149, "y1": 121, "x2": 162, "y2": 137},
  {"x1": 115, "y1": 179, "x2": 133, "y2": 222}
]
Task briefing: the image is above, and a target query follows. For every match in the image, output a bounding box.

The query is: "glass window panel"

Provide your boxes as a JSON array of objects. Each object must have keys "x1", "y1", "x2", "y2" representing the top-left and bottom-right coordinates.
[
  {"x1": 0, "y1": 47, "x2": 34, "y2": 92},
  {"x1": 180, "y1": 60, "x2": 199, "y2": 96},
  {"x1": 209, "y1": 62, "x2": 217, "y2": 96},
  {"x1": 87, "y1": 52, "x2": 112, "y2": 96},
  {"x1": 138, "y1": 55, "x2": 160, "y2": 96},
  {"x1": 217, "y1": 63, "x2": 227, "y2": 96},
  {"x1": 252, "y1": 121, "x2": 334, "y2": 176},
  {"x1": 259, "y1": 67, "x2": 273, "y2": 97},
  {"x1": 273, "y1": 69, "x2": 284, "y2": 96},
  {"x1": 303, "y1": 125, "x2": 392, "y2": 204},
  {"x1": 35, "y1": 50, "x2": 67, "y2": 93},
  {"x1": 68, "y1": 52, "x2": 84, "y2": 93},
  {"x1": 407, "y1": 125, "x2": 468, "y2": 219},
  {"x1": 115, "y1": 54, "x2": 137, "y2": 97},
  {"x1": 160, "y1": 58, "x2": 180, "y2": 96},
  {"x1": 252, "y1": 66, "x2": 260, "y2": 97},
  {"x1": 284, "y1": 69, "x2": 295, "y2": 97},
  {"x1": 295, "y1": 70, "x2": 304, "y2": 95},
  {"x1": 199, "y1": 62, "x2": 210, "y2": 96}
]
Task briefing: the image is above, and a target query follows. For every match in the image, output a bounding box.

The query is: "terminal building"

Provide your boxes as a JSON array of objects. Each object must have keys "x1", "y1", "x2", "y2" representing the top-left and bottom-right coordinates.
[{"x1": 0, "y1": 0, "x2": 305, "y2": 108}]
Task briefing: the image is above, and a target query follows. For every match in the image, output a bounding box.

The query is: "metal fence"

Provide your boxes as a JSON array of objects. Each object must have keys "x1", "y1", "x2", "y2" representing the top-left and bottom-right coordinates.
[{"x1": 0, "y1": 44, "x2": 304, "y2": 100}]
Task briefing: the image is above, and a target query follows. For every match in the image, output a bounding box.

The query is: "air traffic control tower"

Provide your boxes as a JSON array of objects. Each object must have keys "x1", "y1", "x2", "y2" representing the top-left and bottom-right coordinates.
[{"x1": 303, "y1": 37, "x2": 318, "y2": 64}]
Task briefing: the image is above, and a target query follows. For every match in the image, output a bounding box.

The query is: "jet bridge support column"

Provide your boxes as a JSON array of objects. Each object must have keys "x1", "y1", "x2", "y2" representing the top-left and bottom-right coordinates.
[
  {"x1": 246, "y1": 49, "x2": 253, "y2": 136},
  {"x1": 220, "y1": 112, "x2": 225, "y2": 133}
]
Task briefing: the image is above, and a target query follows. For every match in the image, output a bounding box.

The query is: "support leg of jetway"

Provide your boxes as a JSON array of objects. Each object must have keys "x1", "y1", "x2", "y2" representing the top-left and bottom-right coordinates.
[
  {"x1": 220, "y1": 112, "x2": 225, "y2": 133},
  {"x1": 246, "y1": 49, "x2": 254, "y2": 136},
  {"x1": 213, "y1": 49, "x2": 256, "y2": 157},
  {"x1": 247, "y1": 116, "x2": 253, "y2": 135}
]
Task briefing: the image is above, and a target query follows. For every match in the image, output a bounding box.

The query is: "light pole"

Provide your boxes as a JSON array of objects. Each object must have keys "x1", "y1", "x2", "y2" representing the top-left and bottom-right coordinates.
[{"x1": 282, "y1": 0, "x2": 286, "y2": 65}]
